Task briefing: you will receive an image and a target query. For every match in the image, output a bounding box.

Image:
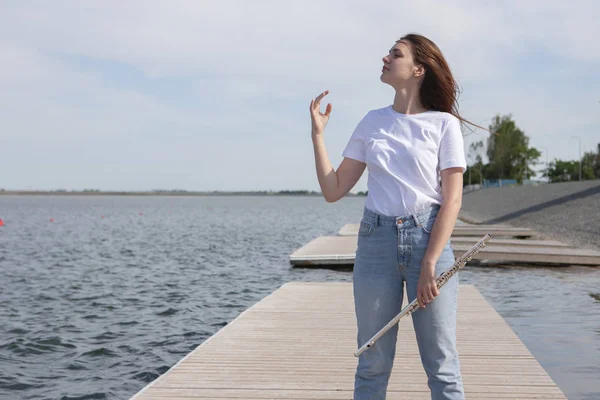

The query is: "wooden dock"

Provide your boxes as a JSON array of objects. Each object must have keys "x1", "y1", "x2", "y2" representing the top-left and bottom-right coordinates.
[
  {"x1": 130, "y1": 282, "x2": 566, "y2": 399},
  {"x1": 290, "y1": 220, "x2": 600, "y2": 267},
  {"x1": 338, "y1": 223, "x2": 536, "y2": 238},
  {"x1": 289, "y1": 235, "x2": 600, "y2": 266}
]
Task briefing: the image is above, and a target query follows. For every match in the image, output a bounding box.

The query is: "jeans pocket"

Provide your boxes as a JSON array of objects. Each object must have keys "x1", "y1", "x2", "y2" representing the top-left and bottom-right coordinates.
[
  {"x1": 418, "y1": 217, "x2": 434, "y2": 234},
  {"x1": 358, "y1": 220, "x2": 374, "y2": 237}
]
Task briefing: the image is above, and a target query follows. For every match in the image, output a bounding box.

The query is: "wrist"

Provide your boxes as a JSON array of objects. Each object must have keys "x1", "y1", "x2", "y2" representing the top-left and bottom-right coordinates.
[
  {"x1": 421, "y1": 258, "x2": 436, "y2": 268},
  {"x1": 421, "y1": 261, "x2": 436, "y2": 276},
  {"x1": 420, "y1": 269, "x2": 435, "y2": 278}
]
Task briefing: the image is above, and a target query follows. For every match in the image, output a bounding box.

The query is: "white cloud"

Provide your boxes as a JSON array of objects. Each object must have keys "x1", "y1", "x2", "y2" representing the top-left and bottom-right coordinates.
[{"x1": 0, "y1": 1, "x2": 598, "y2": 190}]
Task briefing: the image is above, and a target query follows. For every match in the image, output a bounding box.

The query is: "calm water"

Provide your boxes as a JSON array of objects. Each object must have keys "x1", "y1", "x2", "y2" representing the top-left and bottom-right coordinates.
[{"x1": 0, "y1": 195, "x2": 599, "y2": 400}]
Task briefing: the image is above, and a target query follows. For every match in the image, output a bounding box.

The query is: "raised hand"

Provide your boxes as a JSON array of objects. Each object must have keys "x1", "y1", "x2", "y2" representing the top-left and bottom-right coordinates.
[{"x1": 309, "y1": 90, "x2": 332, "y2": 136}]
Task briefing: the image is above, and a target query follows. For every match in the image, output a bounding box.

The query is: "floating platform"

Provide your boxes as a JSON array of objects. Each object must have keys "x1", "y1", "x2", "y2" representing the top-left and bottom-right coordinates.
[
  {"x1": 289, "y1": 236, "x2": 600, "y2": 267},
  {"x1": 130, "y1": 282, "x2": 566, "y2": 399},
  {"x1": 448, "y1": 237, "x2": 570, "y2": 248},
  {"x1": 338, "y1": 223, "x2": 537, "y2": 238}
]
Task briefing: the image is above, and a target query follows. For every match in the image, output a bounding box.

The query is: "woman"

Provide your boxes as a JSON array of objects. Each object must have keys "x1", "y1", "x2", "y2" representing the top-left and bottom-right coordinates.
[{"x1": 310, "y1": 33, "x2": 475, "y2": 400}]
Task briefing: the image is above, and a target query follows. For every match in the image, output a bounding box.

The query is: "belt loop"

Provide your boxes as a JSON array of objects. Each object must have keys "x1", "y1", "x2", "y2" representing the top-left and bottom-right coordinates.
[
  {"x1": 412, "y1": 213, "x2": 420, "y2": 227},
  {"x1": 375, "y1": 213, "x2": 380, "y2": 226}
]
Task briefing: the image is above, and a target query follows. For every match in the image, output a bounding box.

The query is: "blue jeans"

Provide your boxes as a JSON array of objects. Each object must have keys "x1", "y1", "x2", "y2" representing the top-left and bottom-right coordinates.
[{"x1": 353, "y1": 205, "x2": 464, "y2": 400}]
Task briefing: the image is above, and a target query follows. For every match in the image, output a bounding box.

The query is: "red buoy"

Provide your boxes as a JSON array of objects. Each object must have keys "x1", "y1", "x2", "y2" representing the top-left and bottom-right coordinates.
[{"x1": 0, "y1": 218, "x2": 4, "y2": 227}]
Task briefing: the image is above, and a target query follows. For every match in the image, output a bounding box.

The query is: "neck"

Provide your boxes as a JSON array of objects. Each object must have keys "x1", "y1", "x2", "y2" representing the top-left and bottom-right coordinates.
[{"x1": 392, "y1": 86, "x2": 427, "y2": 114}]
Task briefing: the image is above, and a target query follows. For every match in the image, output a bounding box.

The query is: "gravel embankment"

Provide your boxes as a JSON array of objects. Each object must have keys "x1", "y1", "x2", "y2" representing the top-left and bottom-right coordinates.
[{"x1": 459, "y1": 180, "x2": 600, "y2": 251}]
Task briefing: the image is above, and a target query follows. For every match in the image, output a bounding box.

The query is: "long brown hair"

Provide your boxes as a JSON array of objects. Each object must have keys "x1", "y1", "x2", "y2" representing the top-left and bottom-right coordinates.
[{"x1": 400, "y1": 33, "x2": 498, "y2": 135}]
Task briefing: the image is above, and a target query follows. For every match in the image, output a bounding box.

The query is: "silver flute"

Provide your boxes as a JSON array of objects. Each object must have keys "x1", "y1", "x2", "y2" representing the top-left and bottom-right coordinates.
[{"x1": 354, "y1": 233, "x2": 492, "y2": 357}]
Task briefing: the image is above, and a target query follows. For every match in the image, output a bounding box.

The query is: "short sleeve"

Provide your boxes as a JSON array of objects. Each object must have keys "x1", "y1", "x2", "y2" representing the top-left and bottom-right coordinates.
[
  {"x1": 342, "y1": 113, "x2": 370, "y2": 163},
  {"x1": 439, "y1": 116, "x2": 467, "y2": 173}
]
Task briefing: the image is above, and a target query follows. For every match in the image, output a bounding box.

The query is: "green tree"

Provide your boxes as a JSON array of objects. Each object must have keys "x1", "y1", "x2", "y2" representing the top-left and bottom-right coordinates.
[
  {"x1": 465, "y1": 140, "x2": 485, "y2": 186},
  {"x1": 486, "y1": 114, "x2": 541, "y2": 183},
  {"x1": 517, "y1": 147, "x2": 543, "y2": 181},
  {"x1": 545, "y1": 142, "x2": 599, "y2": 182},
  {"x1": 582, "y1": 143, "x2": 600, "y2": 179},
  {"x1": 594, "y1": 143, "x2": 600, "y2": 178},
  {"x1": 546, "y1": 160, "x2": 580, "y2": 182}
]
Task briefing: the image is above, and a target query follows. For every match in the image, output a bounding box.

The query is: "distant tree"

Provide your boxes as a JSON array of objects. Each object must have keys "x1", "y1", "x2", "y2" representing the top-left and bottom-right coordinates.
[
  {"x1": 545, "y1": 142, "x2": 599, "y2": 182},
  {"x1": 465, "y1": 140, "x2": 485, "y2": 186},
  {"x1": 486, "y1": 114, "x2": 541, "y2": 183},
  {"x1": 517, "y1": 147, "x2": 543, "y2": 181},
  {"x1": 594, "y1": 143, "x2": 600, "y2": 178},
  {"x1": 546, "y1": 160, "x2": 581, "y2": 182},
  {"x1": 582, "y1": 143, "x2": 600, "y2": 179}
]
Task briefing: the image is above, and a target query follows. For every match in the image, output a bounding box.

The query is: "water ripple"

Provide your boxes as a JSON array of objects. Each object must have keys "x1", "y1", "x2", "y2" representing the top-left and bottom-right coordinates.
[{"x1": 0, "y1": 195, "x2": 598, "y2": 399}]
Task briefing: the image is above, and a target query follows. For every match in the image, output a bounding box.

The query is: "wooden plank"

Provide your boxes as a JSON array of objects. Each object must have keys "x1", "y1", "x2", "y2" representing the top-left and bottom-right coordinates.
[
  {"x1": 338, "y1": 223, "x2": 536, "y2": 238},
  {"x1": 450, "y1": 237, "x2": 570, "y2": 248},
  {"x1": 289, "y1": 236, "x2": 358, "y2": 264},
  {"x1": 136, "y1": 388, "x2": 566, "y2": 400},
  {"x1": 289, "y1": 236, "x2": 600, "y2": 266},
  {"x1": 130, "y1": 283, "x2": 566, "y2": 399},
  {"x1": 451, "y1": 227, "x2": 535, "y2": 238},
  {"x1": 451, "y1": 244, "x2": 600, "y2": 265}
]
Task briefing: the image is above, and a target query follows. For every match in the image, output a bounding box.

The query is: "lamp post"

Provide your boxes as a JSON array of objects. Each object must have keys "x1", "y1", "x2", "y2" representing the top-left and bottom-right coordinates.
[
  {"x1": 572, "y1": 136, "x2": 582, "y2": 181},
  {"x1": 541, "y1": 146, "x2": 549, "y2": 181}
]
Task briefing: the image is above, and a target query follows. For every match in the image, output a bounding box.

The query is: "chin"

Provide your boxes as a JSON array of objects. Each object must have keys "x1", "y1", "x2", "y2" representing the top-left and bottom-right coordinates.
[{"x1": 380, "y1": 75, "x2": 391, "y2": 85}]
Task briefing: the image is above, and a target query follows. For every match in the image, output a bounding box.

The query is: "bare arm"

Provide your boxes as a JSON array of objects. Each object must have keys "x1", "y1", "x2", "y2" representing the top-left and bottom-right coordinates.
[
  {"x1": 310, "y1": 90, "x2": 366, "y2": 202},
  {"x1": 423, "y1": 167, "x2": 464, "y2": 268},
  {"x1": 417, "y1": 167, "x2": 463, "y2": 308}
]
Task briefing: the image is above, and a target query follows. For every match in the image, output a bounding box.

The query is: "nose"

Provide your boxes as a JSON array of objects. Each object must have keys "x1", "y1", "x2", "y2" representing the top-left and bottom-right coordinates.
[{"x1": 382, "y1": 55, "x2": 389, "y2": 64}]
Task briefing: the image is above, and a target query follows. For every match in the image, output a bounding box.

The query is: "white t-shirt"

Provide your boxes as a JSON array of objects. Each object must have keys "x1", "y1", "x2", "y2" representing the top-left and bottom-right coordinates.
[{"x1": 342, "y1": 105, "x2": 467, "y2": 217}]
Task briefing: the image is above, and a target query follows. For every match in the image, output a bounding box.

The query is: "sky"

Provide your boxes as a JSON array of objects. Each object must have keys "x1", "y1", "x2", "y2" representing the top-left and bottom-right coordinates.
[{"x1": 1, "y1": 1, "x2": 599, "y2": 192}]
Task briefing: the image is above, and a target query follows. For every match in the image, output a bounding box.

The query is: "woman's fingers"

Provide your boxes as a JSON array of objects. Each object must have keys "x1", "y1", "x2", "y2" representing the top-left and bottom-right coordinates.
[
  {"x1": 312, "y1": 90, "x2": 329, "y2": 110},
  {"x1": 418, "y1": 285, "x2": 439, "y2": 308},
  {"x1": 426, "y1": 286, "x2": 438, "y2": 304},
  {"x1": 315, "y1": 90, "x2": 329, "y2": 103},
  {"x1": 418, "y1": 291, "x2": 427, "y2": 308},
  {"x1": 310, "y1": 91, "x2": 332, "y2": 124}
]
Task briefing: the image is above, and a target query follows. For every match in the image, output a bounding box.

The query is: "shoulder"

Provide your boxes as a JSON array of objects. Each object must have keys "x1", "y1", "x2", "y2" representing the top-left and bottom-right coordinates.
[
  {"x1": 352, "y1": 106, "x2": 388, "y2": 133},
  {"x1": 360, "y1": 106, "x2": 389, "y2": 122},
  {"x1": 420, "y1": 111, "x2": 459, "y2": 124},
  {"x1": 357, "y1": 105, "x2": 398, "y2": 128},
  {"x1": 368, "y1": 105, "x2": 392, "y2": 116},
  {"x1": 441, "y1": 112, "x2": 461, "y2": 126},
  {"x1": 428, "y1": 112, "x2": 461, "y2": 136}
]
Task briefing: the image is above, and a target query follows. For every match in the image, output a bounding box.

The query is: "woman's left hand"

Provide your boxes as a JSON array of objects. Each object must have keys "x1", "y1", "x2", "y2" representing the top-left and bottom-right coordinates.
[{"x1": 417, "y1": 268, "x2": 439, "y2": 308}]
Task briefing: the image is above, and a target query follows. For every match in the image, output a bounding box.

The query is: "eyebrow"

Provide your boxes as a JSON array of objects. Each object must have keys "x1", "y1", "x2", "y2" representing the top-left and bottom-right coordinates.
[{"x1": 389, "y1": 48, "x2": 402, "y2": 53}]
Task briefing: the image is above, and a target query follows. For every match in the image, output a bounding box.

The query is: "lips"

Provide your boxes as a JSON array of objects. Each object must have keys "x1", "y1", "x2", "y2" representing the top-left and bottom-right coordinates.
[{"x1": 382, "y1": 66, "x2": 389, "y2": 71}]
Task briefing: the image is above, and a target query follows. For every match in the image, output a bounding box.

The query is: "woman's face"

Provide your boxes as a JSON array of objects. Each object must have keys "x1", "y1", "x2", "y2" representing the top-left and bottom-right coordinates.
[{"x1": 381, "y1": 40, "x2": 423, "y2": 86}]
